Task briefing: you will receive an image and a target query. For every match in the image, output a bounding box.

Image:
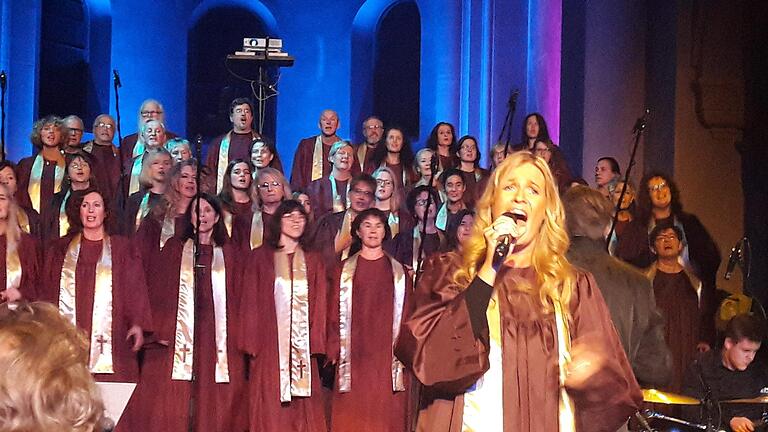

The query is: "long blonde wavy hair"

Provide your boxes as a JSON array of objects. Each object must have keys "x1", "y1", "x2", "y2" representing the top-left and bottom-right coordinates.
[{"x1": 454, "y1": 151, "x2": 575, "y2": 313}]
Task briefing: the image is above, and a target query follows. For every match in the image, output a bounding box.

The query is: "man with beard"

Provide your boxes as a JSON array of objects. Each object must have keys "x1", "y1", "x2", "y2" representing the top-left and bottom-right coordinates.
[
  {"x1": 119, "y1": 99, "x2": 178, "y2": 171},
  {"x1": 307, "y1": 141, "x2": 354, "y2": 219},
  {"x1": 206, "y1": 98, "x2": 263, "y2": 194},
  {"x1": 356, "y1": 116, "x2": 384, "y2": 171},
  {"x1": 290, "y1": 110, "x2": 361, "y2": 190}
]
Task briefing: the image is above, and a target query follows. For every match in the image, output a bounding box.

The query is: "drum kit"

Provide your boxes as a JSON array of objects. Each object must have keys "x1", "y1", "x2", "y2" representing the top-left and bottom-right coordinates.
[{"x1": 636, "y1": 388, "x2": 768, "y2": 431}]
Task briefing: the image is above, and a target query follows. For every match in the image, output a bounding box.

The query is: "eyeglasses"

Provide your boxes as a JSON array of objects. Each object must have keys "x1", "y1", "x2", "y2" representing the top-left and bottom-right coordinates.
[
  {"x1": 376, "y1": 179, "x2": 393, "y2": 187},
  {"x1": 648, "y1": 182, "x2": 668, "y2": 192},
  {"x1": 70, "y1": 162, "x2": 89, "y2": 169},
  {"x1": 281, "y1": 213, "x2": 306, "y2": 221},
  {"x1": 366, "y1": 125, "x2": 383, "y2": 130},
  {"x1": 350, "y1": 188, "x2": 374, "y2": 197},
  {"x1": 655, "y1": 234, "x2": 678, "y2": 242},
  {"x1": 258, "y1": 181, "x2": 281, "y2": 190},
  {"x1": 141, "y1": 110, "x2": 163, "y2": 117},
  {"x1": 96, "y1": 123, "x2": 114, "y2": 129},
  {"x1": 415, "y1": 199, "x2": 429, "y2": 206},
  {"x1": 68, "y1": 128, "x2": 84, "y2": 134}
]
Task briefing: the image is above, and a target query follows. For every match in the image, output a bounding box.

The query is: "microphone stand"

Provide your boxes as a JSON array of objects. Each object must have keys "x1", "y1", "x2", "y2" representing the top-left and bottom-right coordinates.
[
  {"x1": 695, "y1": 360, "x2": 718, "y2": 431},
  {"x1": 113, "y1": 69, "x2": 123, "y2": 144},
  {"x1": 1, "y1": 70, "x2": 7, "y2": 161},
  {"x1": 497, "y1": 88, "x2": 519, "y2": 158},
  {"x1": 606, "y1": 109, "x2": 649, "y2": 251},
  {"x1": 186, "y1": 135, "x2": 204, "y2": 432},
  {"x1": 414, "y1": 152, "x2": 440, "y2": 284}
]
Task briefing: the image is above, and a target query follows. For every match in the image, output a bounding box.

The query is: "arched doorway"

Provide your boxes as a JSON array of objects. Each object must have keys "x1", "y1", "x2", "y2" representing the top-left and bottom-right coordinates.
[{"x1": 187, "y1": 6, "x2": 276, "y2": 149}]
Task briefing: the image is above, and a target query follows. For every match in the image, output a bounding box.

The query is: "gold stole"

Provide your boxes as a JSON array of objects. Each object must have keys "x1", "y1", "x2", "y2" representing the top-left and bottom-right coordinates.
[
  {"x1": 474, "y1": 168, "x2": 483, "y2": 182},
  {"x1": 28, "y1": 153, "x2": 64, "y2": 213},
  {"x1": 338, "y1": 252, "x2": 406, "y2": 393},
  {"x1": 216, "y1": 131, "x2": 259, "y2": 194},
  {"x1": 356, "y1": 144, "x2": 368, "y2": 171},
  {"x1": 134, "y1": 192, "x2": 152, "y2": 231},
  {"x1": 250, "y1": 211, "x2": 264, "y2": 250},
  {"x1": 328, "y1": 174, "x2": 349, "y2": 213},
  {"x1": 58, "y1": 234, "x2": 115, "y2": 374},
  {"x1": 274, "y1": 248, "x2": 312, "y2": 401},
  {"x1": 388, "y1": 211, "x2": 400, "y2": 237},
  {"x1": 554, "y1": 300, "x2": 576, "y2": 431},
  {"x1": 435, "y1": 202, "x2": 449, "y2": 231},
  {"x1": 311, "y1": 136, "x2": 324, "y2": 182},
  {"x1": 17, "y1": 209, "x2": 31, "y2": 234},
  {"x1": 159, "y1": 213, "x2": 175, "y2": 248},
  {"x1": 172, "y1": 240, "x2": 230, "y2": 382},
  {"x1": 128, "y1": 140, "x2": 146, "y2": 195},
  {"x1": 58, "y1": 190, "x2": 71, "y2": 237},
  {"x1": 335, "y1": 210, "x2": 354, "y2": 260},
  {"x1": 223, "y1": 211, "x2": 234, "y2": 237},
  {"x1": 5, "y1": 237, "x2": 22, "y2": 291}
]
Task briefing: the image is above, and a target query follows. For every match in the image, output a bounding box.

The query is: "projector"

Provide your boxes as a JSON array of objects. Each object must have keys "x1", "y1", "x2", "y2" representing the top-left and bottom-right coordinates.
[{"x1": 242, "y1": 38, "x2": 283, "y2": 52}]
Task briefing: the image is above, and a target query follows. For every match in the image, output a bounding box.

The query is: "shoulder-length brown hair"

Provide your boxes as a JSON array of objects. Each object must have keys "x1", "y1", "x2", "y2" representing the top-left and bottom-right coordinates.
[{"x1": 29, "y1": 115, "x2": 65, "y2": 150}]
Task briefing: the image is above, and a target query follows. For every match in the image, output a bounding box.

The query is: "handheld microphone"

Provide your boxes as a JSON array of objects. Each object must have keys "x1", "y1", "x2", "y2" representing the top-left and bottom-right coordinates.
[
  {"x1": 99, "y1": 416, "x2": 115, "y2": 432},
  {"x1": 112, "y1": 69, "x2": 122, "y2": 88},
  {"x1": 724, "y1": 238, "x2": 744, "y2": 280},
  {"x1": 0, "y1": 70, "x2": 6, "y2": 90},
  {"x1": 492, "y1": 212, "x2": 523, "y2": 269}
]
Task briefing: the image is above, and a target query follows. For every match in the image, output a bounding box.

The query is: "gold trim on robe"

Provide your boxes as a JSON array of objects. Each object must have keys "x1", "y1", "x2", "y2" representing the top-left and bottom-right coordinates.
[
  {"x1": 335, "y1": 210, "x2": 354, "y2": 261},
  {"x1": 337, "y1": 252, "x2": 406, "y2": 393},
  {"x1": 388, "y1": 211, "x2": 400, "y2": 237},
  {"x1": 134, "y1": 192, "x2": 152, "y2": 231},
  {"x1": 250, "y1": 210, "x2": 264, "y2": 250},
  {"x1": 274, "y1": 248, "x2": 312, "y2": 402},
  {"x1": 223, "y1": 211, "x2": 234, "y2": 237},
  {"x1": 58, "y1": 234, "x2": 115, "y2": 374},
  {"x1": 159, "y1": 213, "x2": 175, "y2": 248},
  {"x1": 128, "y1": 141, "x2": 146, "y2": 195},
  {"x1": 356, "y1": 144, "x2": 368, "y2": 171},
  {"x1": 329, "y1": 174, "x2": 350, "y2": 214},
  {"x1": 58, "y1": 190, "x2": 71, "y2": 237},
  {"x1": 172, "y1": 240, "x2": 230, "y2": 382},
  {"x1": 5, "y1": 238, "x2": 22, "y2": 291},
  {"x1": 311, "y1": 136, "x2": 323, "y2": 182},
  {"x1": 28, "y1": 153, "x2": 65, "y2": 213},
  {"x1": 16, "y1": 209, "x2": 31, "y2": 234}
]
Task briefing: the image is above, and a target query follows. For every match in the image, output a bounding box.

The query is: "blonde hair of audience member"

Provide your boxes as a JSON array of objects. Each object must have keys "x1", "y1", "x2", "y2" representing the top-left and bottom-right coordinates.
[
  {"x1": 138, "y1": 147, "x2": 172, "y2": 190},
  {"x1": 0, "y1": 301, "x2": 104, "y2": 432},
  {"x1": 454, "y1": 151, "x2": 574, "y2": 313},
  {"x1": 372, "y1": 166, "x2": 402, "y2": 215},
  {"x1": 254, "y1": 167, "x2": 291, "y2": 210}
]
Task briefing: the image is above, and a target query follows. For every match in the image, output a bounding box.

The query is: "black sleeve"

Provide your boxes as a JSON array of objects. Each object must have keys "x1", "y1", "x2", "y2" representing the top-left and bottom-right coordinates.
[{"x1": 465, "y1": 276, "x2": 493, "y2": 339}]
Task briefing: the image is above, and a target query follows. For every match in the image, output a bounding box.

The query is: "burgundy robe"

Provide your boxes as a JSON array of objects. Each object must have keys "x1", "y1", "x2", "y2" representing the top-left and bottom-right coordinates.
[
  {"x1": 205, "y1": 131, "x2": 284, "y2": 190},
  {"x1": 613, "y1": 219, "x2": 654, "y2": 269},
  {"x1": 132, "y1": 240, "x2": 247, "y2": 432},
  {"x1": 327, "y1": 255, "x2": 414, "y2": 432},
  {"x1": 363, "y1": 160, "x2": 417, "y2": 192},
  {"x1": 134, "y1": 213, "x2": 191, "y2": 276},
  {"x1": 307, "y1": 211, "x2": 346, "y2": 269},
  {"x1": 458, "y1": 168, "x2": 489, "y2": 208},
  {"x1": 15, "y1": 154, "x2": 63, "y2": 224},
  {"x1": 0, "y1": 233, "x2": 40, "y2": 300},
  {"x1": 306, "y1": 176, "x2": 349, "y2": 219},
  {"x1": 290, "y1": 136, "x2": 361, "y2": 190},
  {"x1": 84, "y1": 140, "x2": 122, "y2": 203},
  {"x1": 228, "y1": 207, "x2": 276, "y2": 252},
  {"x1": 121, "y1": 190, "x2": 164, "y2": 235},
  {"x1": 385, "y1": 229, "x2": 443, "y2": 271},
  {"x1": 41, "y1": 234, "x2": 153, "y2": 432},
  {"x1": 41, "y1": 189, "x2": 72, "y2": 243},
  {"x1": 239, "y1": 246, "x2": 329, "y2": 432},
  {"x1": 395, "y1": 254, "x2": 641, "y2": 432}
]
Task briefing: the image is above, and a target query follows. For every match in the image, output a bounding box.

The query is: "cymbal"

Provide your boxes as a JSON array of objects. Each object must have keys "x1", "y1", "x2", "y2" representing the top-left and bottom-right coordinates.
[
  {"x1": 642, "y1": 389, "x2": 700, "y2": 405},
  {"x1": 721, "y1": 395, "x2": 768, "y2": 404}
]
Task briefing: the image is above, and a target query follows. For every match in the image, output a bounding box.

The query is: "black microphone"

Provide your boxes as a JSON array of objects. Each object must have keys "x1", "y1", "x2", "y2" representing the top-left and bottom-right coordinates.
[
  {"x1": 112, "y1": 69, "x2": 121, "y2": 88},
  {"x1": 632, "y1": 109, "x2": 650, "y2": 133},
  {"x1": 725, "y1": 239, "x2": 742, "y2": 280},
  {"x1": 0, "y1": 70, "x2": 6, "y2": 90},
  {"x1": 508, "y1": 88, "x2": 520, "y2": 111},
  {"x1": 99, "y1": 415, "x2": 115, "y2": 432},
  {"x1": 492, "y1": 212, "x2": 523, "y2": 269}
]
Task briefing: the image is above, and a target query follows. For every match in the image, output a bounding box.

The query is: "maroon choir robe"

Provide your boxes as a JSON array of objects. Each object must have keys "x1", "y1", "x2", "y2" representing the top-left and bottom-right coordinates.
[
  {"x1": 306, "y1": 176, "x2": 349, "y2": 219},
  {"x1": 227, "y1": 206, "x2": 276, "y2": 252},
  {"x1": 307, "y1": 211, "x2": 347, "y2": 269},
  {"x1": 120, "y1": 190, "x2": 164, "y2": 235},
  {"x1": 327, "y1": 254, "x2": 414, "y2": 432},
  {"x1": 42, "y1": 234, "x2": 154, "y2": 432},
  {"x1": 395, "y1": 254, "x2": 642, "y2": 432},
  {"x1": 290, "y1": 136, "x2": 362, "y2": 190},
  {"x1": 458, "y1": 168, "x2": 489, "y2": 208},
  {"x1": 613, "y1": 219, "x2": 654, "y2": 269},
  {"x1": 239, "y1": 246, "x2": 329, "y2": 432},
  {"x1": 355, "y1": 142, "x2": 379, "y2": 172},
  {"x1": 134, "y1": 213, "x2": 191, "y2": 276},
  {"x1": 385, "y1": 228, "x2": 443, "y2": 271},
  {"x1": 132, "y1": 239, "x2": 247, "y2": 432},
  {"x1": 0, "y1": 233, "x2": 40, "y2": 300},
  {"x1": 205, "y1": 130, "x2": 284, "y2": 192},
  {"x1": 41, "y1": 189, "x2": 72, "y2": 243},
  {"x1": 84, "y1": 140, "x2": 122, "y2": 203},
  {"x1": 16, "y1": 154, "x2": 64, "y2": 225}
]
